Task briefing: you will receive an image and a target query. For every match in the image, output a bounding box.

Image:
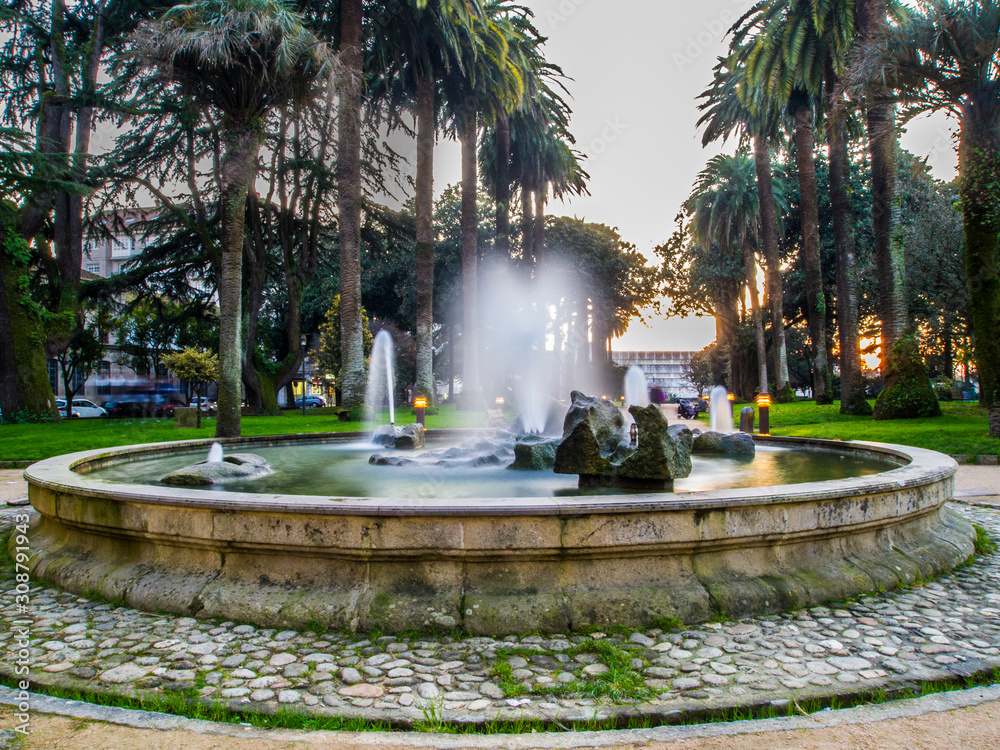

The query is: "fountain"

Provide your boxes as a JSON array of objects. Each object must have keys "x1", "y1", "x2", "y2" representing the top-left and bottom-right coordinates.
[
  {"x1": 623, "y1": 365, "x2": 650, "y2": 411},
  {"x1": 10, "y1": 267, "x2": 977, "y2": 635},
  {"x1": 709, "y1": 384, "x2": 734, "y2": 433},
  {"x1": 366, "y1": 331, "x2": 424, "y2": 449}
]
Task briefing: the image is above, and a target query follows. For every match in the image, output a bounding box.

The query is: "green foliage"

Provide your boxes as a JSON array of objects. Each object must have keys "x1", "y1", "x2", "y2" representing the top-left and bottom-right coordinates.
[
  {"x1": 314, "y1": 295, "x2": 373, "y2": 382},
  {"x1": 160, "y1": 348, "x2": 219, "y2": 383},
  {"x1": 973, "y1": 525, "x2": 997, "y2": 556},
  {"x1": 874, "y1": 335, "x2": 942, "y2": 420}
]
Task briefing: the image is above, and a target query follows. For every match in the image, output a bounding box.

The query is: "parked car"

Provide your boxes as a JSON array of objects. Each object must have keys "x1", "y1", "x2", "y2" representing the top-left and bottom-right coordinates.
[
  {"x1": 55, "y1": 398, "x2": 107, "y2": 418},
  {"x1": 293, "y1": 395, "x2": 326, "y2": 408},
  {"x1": 104, "y1": 397, "x2": 177, "y2": 418},
  {"x1": 189, "y1": 397, "x2": 217, "y2": 413}
]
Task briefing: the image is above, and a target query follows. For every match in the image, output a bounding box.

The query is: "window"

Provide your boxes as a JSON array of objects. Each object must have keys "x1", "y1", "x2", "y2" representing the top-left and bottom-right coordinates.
[
  {"x1": 48, "y1": 360, "x2": 58, "y2": 394},
  {"x1": 86, "y1": 263, "x2": 100, "y2": 275},
  {"x1": 72, "y1": 370, "x2": 87, "y2": 392}
]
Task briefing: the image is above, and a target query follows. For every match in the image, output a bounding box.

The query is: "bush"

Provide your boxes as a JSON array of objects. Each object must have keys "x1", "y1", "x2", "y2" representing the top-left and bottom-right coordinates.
[{"x1": 874, "y1": 335, "x2": 942, "y2": 420}]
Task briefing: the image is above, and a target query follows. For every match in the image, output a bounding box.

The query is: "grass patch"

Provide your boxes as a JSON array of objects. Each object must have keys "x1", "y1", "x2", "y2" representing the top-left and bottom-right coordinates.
[
  {"x1": 973, "y1": 525, "x2": 998, "y2": 556},
  {"x1": 0, "y1": 403, "x2": 488, "y2": 462},
  {"x1": 767, "y1": 401, "x2": 999, "y2": 456},
  {"x1": 0, "y1": 529, "x2": 14, "y2": 576}
]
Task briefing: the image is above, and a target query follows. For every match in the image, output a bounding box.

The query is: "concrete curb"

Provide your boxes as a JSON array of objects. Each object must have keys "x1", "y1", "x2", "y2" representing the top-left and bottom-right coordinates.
[{"x1": 2, "y1": 684, "x2": 999, "y2": 748}]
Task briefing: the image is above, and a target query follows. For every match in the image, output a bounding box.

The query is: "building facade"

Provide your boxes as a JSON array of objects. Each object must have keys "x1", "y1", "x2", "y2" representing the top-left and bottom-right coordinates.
[{"x1": 612, "y1": 350, "x2": 698, "y2": 397}]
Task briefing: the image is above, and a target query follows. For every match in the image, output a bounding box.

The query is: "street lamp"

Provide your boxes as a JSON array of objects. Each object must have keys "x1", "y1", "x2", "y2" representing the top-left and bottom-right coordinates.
[{"x1": 300, "y1": 335, "x2": 307, "y2": 418}]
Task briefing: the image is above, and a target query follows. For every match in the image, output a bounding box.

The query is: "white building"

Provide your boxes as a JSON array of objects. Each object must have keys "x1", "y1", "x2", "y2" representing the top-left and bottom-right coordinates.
[{"x1": 612, "y1": 350, "x2": 698, "y2": 397}]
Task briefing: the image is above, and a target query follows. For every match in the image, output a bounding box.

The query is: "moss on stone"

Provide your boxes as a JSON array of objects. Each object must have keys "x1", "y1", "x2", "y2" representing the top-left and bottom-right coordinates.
[{"x1": 874, "y1": 335, "x2": 942, "y2": 421}]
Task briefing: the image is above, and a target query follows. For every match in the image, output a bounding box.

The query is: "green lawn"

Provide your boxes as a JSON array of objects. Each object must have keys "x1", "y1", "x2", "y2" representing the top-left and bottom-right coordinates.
[
  {"x1": 1, "y1": 400, "x2": 997, "y2": 463},
  {"x1": 0, "y1": 404, "x2": 488, "y2": 462},
  {"x1": 761, "y1": 400, "x2": 998, "y2": 456}
]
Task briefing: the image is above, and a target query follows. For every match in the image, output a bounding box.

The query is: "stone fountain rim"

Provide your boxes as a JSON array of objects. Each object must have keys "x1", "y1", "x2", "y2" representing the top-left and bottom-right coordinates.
[{"x1": 24, "y1": 430, "x2": 954, "y2": 518}]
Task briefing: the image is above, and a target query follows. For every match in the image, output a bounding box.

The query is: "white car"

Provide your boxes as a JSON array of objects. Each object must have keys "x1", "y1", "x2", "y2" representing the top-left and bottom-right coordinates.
[{"x1": 56, "y1": 398, "x2": 108, "y2": 418}]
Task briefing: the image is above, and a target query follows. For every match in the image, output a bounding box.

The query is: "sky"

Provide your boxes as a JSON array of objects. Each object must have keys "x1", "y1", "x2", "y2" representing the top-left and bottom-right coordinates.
[{"x1": 424, "y1": 0, "x2": 960, "y2": 353}]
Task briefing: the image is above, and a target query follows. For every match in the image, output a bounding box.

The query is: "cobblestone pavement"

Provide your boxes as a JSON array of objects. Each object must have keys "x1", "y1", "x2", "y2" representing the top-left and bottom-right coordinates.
[{"x1": 2, "y1": 503, "x2": 998, "y2": 729}]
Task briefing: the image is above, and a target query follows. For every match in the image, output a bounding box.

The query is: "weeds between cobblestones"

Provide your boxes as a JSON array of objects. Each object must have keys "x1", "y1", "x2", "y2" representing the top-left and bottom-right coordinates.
[{"x1": 2, "y1": 504, "x2": 999, "y2": 734}]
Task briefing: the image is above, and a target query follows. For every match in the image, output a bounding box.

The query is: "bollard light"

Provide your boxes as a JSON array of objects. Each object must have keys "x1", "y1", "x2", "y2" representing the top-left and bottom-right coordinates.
[
  {"x1": 495, "y1": 397, "x2": 505, "y2": 406},
  {"x1": 300, "y1": 335, "x2": 308, "y2": 418},
  {"x1": 414, "y1": 396, "x2": 428, "y2": 426},
  {"x1": 756, "y1": 393, "x2": 771, "y2": 435}
]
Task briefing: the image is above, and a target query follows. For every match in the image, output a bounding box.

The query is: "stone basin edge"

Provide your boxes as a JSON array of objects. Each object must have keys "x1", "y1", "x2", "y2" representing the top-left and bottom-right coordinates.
[{"x1": 23, "y1": 432, "x2": 954, "y2": 519}]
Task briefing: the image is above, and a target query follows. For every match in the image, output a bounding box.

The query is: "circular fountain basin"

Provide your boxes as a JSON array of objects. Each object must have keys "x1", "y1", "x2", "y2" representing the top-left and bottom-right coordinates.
[{"x1": 21, "y1": 431, "x2": 974, "y2": 634}]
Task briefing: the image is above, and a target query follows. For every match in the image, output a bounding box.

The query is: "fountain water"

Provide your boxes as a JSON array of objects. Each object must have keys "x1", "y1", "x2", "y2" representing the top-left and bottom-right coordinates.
[
  {"x1": 710, "y1": 385, "x2": 735, "y2": 433},
  {"x1": 206, "y1": 443, "x2": 223, "y2": 463},
  {"x1": 364, "y1": 331, "x2": 395, "y2": 429},
  {"x1": 623, "y1": 366, "x2": 649, "y2": 423}
]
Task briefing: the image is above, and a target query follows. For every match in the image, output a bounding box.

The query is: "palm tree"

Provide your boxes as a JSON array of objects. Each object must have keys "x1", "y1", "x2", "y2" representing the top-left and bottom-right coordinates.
[
  {"x1": 370, "y1": 0, "x2": 484, "y2": 402},
  {"x1": 441, "y1": 2, "x2": 526, "y2": 408},
  {"x1": 856, "y1": 0, "x2": 909, "y2": 367},
  {"x1": 738, "y1": 1, "x2": 834, "y2": 405},
  {"x1": 851, "y1": 0, "x2": 1000, "y2": 435},
  {"x1": 337, "y1": 0, "x2": 366, "y2": 410},
  {"x1": 698, "y1": 54, "x2": 792, "y2": 399},
  {"x1": 134, "y1": 0, "x2": 329, "y2": 437},
  {"x1": 688, "y1": 154, "x2": 774, "y2": 397}
]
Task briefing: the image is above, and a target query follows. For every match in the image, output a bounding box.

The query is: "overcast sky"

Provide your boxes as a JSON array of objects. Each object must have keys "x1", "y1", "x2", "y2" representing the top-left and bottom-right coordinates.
[{"x1": 426, "y1": 0, "x2": 959, "y2": 353}]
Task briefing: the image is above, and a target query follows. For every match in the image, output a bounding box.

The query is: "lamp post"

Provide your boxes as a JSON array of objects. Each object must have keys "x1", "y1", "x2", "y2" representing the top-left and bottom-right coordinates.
[
  {"x1": 756, "y1": 392, "x2": 771, "y2": 435},
  {"x1": 300, "y1": 335, "x2": 307, "y2": 418}
]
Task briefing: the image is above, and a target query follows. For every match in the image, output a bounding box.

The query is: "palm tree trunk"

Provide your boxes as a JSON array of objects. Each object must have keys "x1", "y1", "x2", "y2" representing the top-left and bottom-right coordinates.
[
  {"x1": 533, "y1": 186, "x2": 545, "y2": 269},
  {"x1": 959, "y1": 107, "x2": 1000, "y2": 437},
  {"x1": 460, "y1": 114, "x2": 483, "y2": 408},
  {"x1": 827, "y1": 68, "x2": 872, "y2": 415},
  {"x1": 337, "y1": 0, "x2": 366, "y2": 409},
  {"x1": 521, "y1": 185, "x2": 533, "y2": 264},
  {"x1": 414, "y1": 71, "x2": 435, "y2": 400},
  {"x1": 495, "y1": 115, "x2": 510, "y2": 260},
  {"x1": 857, "y1": 0, "x2": 907, "y2": 369},
  {"x1": 216, "y1": 126, "x2": 260, "y2": 437},
  {"x1": 741, "y1": 234, "x2": 768, "y2": 395},
  {"x1": 752, "y1": 136, "x2": 790, "y2": 397},
  {"x1": 792, "y1": 96, "x2": 831, "y2": 404}
]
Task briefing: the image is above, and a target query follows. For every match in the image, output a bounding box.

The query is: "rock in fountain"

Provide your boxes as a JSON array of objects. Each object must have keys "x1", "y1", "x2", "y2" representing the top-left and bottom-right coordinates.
[
  {"x1": 161, "y1": 446, "x2": 272, "y2": 486},
  {"x1": 510, "y1": 435, "x2": 561, "y2": 471},
  {"x1": 371, "y1": 423, "x2": 425, "y2": 450},
  {"x1": 692, "y1": 385, "x2": 755, "y2": 456},
  {"x1": 553, "y1": 391, "x2": 693, "y2": 489},
  {"x1": 692, "y1": 430, "x2": 755, "y2": 457}
]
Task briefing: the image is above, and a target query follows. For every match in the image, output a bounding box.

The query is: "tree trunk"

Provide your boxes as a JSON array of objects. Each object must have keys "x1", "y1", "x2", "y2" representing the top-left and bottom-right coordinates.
[
  {"x1": 741, "y1": 234, "x2": 768, "y2": 395},
  {"x1": 521, "y1": 185, "x2": 534, "y2": 265},
  {"x1": 414, "y1": 71, "x2": 435, "y2": 400},
  {"x1": 337, "y1": 0, "x2": 366, "y2": 409},
  {"x1": 752, "y1": 136, "x2": 790, "y2": 397},
  {"x1": 792, "y1": 96, "x2": 832, "y2": 404},
  {"x1": 494, "y1": 115, "x2": 511, "y2": 260},
  {"x1": 959, "y1": 107, "x2": 1000, "y2": 437},
  {"x1": 215, "y1": 127, "x2": 260, "y2": 438},
  {"x1": 857, "y1": 0, "x2": 908, "y2": 371},
  {"x1": 0, "y1": 233, "x2": 59, "y2": 421},
  {"x1": 827, "y1": 67, "x2": 872, "y2": 415},
  {"x1": 460, "y1": 115, "x2": 483, "y2": 409},
  {"x1": 533, "y1": 186, "x2": 545, "y2": 269}
]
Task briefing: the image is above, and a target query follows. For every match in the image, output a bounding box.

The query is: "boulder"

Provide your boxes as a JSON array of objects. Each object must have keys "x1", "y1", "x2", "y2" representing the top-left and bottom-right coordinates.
[
  {"x1": 554, "y1": 393, "x2": 694, "y2": 489},
  {"x1": 553, "y1": 391, "x2": 628, "y2": 477},
  {"x1": 617, "y1": 406, "x2": 693, "y2": 481},
  {"x1": 509, "y1": 436, "x2": 560, "y2": 471},
  {"x1": 371, "y1": 424, "x2": 425, "y2": 450},
  {"x1": 161, "y1": 454, "x2": 273, "y2": 486},
  {"x1": 692, "y1": 430, "x2": 755, "y2": 457}
]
